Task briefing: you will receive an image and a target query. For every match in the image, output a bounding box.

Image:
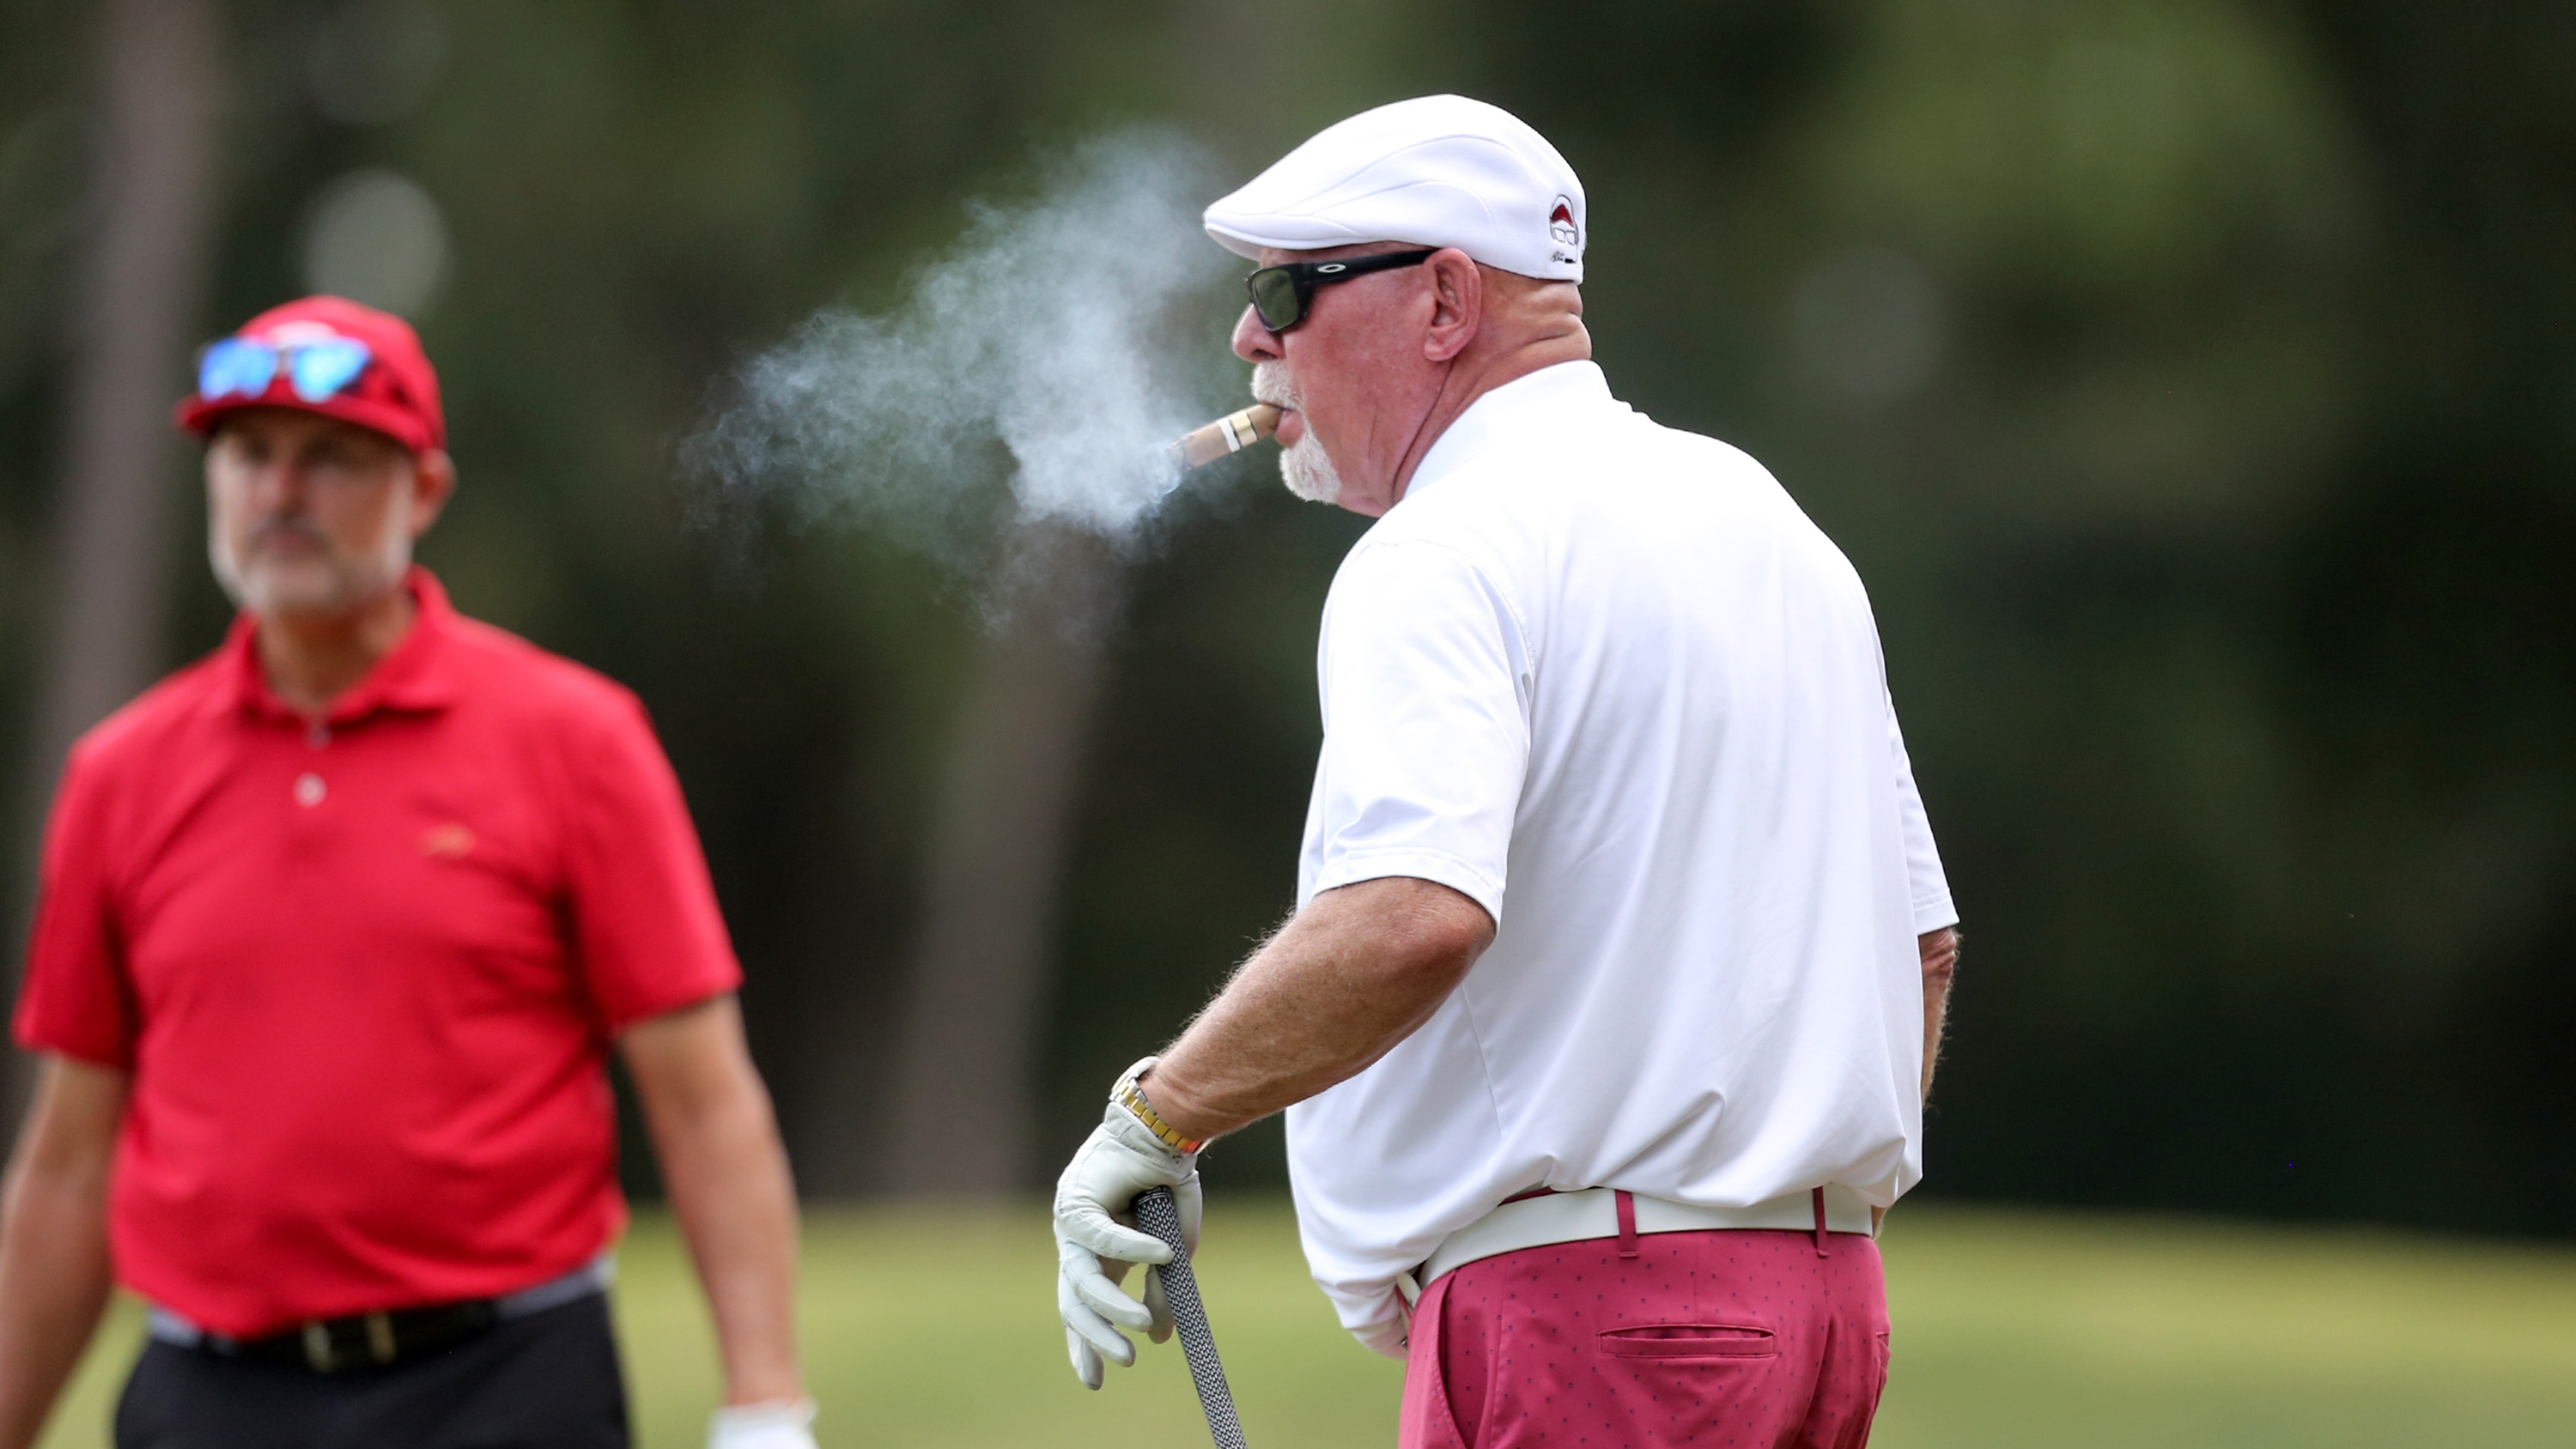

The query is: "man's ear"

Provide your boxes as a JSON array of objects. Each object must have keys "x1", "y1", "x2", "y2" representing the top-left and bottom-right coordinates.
[
  {"x1": 409, "y1": 448, "x2": 457, "y2": 537},
  {"x1": 1422, "y1": 249, "x2": 1484, "y2": 363}
]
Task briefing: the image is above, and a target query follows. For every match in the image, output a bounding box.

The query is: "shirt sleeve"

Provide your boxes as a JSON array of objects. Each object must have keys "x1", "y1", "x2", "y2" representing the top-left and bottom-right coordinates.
[
  {"x1": 13, "y1": 748, "x2": 141, "y2": 1069},
  {"x1": 1886, "y1": 689, "x2": 1959, "y2": 934},
  {"x1": 558, "y1": 692, "x2": 744, "y2": 1030},
  {"x1": 1303, "y1": 539, "x2": 1532, "y2": 924}
]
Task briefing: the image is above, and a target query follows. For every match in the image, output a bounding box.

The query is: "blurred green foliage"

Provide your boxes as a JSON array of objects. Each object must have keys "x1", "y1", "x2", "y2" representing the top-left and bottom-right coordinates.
[{"x1": 2, "y1": 0, "x2": 2570, "y2": 1234}]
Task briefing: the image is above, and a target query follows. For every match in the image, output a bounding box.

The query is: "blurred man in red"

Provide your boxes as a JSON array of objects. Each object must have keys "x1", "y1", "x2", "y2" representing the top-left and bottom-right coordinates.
[{"x1": 0, "y1": 297, "x2": 818, "y2": 1449}]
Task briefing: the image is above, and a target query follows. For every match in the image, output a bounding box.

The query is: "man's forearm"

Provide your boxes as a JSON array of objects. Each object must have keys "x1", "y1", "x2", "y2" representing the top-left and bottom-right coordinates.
[
  {"x1": 623, "y1": 1000, "x2": 804, "y2": 1409},
  {"x1": 0, "y1": 1169, "x2": 113, "y2": 1449},
  {"x1": 0, "y1": 1063, "x2": 124, "y2": 1449},
  {"x1": 654, "y1": 1095, "x2": 803, "y2": 1406},
  {"x1": 1143, "y1": 876, "x2": 1494, "y2": 1143},
  {"x1": 1920, "y1": 926, "x2": 1960, "y2": 1100}
]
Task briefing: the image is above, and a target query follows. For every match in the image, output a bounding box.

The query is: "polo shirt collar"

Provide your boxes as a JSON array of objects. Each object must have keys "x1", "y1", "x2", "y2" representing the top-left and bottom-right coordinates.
[
  {"x1": 1398, "y1": 360, "x2": 1619, "y2": 507},
  {"x1": 224, "y1": 567, "x2": 465, "y2": 724}
]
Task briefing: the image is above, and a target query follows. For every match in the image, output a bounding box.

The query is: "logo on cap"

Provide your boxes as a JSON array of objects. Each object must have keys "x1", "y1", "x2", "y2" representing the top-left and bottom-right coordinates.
[{"x1": 1548, "y1": 197, "x2": 1580, "y2": 247}]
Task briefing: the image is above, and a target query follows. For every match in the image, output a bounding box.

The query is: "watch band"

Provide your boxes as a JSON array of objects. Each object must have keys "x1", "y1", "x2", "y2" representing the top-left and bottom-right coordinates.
[{"x1": 1115, "y1": 1067, "x2": 1206, "y2": 1155}]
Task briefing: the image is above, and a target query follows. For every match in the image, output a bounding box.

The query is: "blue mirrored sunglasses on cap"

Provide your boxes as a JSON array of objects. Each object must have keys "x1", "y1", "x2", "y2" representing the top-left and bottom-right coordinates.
[{"x1": 196, "y1": 335, "x2": 374, "y2": 404}]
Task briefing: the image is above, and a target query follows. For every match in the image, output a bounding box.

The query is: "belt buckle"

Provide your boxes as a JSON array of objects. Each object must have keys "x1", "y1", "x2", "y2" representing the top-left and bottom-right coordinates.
[{"x1": 301, "y1": 1313, "x2": 397, "y2": 1373}]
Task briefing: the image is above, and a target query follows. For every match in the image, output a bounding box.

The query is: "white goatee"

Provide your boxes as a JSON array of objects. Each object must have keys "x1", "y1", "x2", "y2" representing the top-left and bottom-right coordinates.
[{"x1": 1251, "y1": 361, "x2": 1342, "y2": 506}]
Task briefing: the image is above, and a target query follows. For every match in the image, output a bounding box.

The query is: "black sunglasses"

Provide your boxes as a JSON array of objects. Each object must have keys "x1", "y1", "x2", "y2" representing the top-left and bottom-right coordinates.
[{"x1": 1246, "y1": 249, "x2": 1439, "y2": 333}]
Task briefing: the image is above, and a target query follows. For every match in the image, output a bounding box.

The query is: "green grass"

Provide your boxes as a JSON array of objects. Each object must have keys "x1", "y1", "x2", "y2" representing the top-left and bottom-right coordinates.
[{"x1": 36, "y1": 1201, "x2": 2576, "y2": 1446}]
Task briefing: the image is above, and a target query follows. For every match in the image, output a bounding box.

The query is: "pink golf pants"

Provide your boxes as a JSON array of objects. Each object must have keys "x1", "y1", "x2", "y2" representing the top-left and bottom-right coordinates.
[{"x1": 1399, "y1": 1222, "x2": 1892, "y2": 1449}]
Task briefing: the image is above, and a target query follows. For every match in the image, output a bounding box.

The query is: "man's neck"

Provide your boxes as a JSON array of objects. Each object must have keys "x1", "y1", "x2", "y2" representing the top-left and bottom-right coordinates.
[
  {"x1": 1389, "y1": 330, "x2": 1592, "y2": 504},
  {"x1": 256, "y1": 584, "x2": 416, "y2": 718}
]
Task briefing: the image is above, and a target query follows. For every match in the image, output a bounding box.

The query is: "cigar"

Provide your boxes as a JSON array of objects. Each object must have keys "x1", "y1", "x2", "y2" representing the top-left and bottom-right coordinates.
[{"x1": 1166, "y1": 403, "x2": 1283, "y2": 475}]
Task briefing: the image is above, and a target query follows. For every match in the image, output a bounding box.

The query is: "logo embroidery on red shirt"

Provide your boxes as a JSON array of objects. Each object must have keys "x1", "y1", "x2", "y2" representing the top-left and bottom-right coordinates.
[{"x1": 421, "y1": 823, "x2": 475, "y2": 860}]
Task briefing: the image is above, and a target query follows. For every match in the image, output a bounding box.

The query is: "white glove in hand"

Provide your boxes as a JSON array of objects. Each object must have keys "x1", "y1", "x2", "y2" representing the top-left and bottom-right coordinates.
[
  {"x1": 707, "y1": 1398, "x2": 817, "y2": 1449},
  {"x1": 1054, "y1": 1061, "x2": 1203, "y2": 1390}
]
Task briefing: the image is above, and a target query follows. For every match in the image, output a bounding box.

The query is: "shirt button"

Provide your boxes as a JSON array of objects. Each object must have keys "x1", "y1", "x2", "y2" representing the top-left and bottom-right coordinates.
[
  {"x1": 307, "y1": 724, "x2": 331, "y2": 749},
  {"x1": 294, "y1": 773, "x2": 326, "y2": 807}
]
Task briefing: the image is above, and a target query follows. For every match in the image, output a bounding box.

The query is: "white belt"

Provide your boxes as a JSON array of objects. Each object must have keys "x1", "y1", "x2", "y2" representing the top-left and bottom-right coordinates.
[{"x1": 1417, "y1": 1185, "x2": 1877, "y2": 1289}]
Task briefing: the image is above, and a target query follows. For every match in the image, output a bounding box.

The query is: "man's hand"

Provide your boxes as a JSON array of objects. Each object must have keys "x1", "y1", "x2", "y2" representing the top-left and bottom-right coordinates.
[
  {"x1": 707, "y1": 1397, "x2": 817, "y2": 1449},
  {"x1": 1053, "y1": 1062, "x2": 1202, "y2": 1390},
  {"x1": 1051, "y1": 878, "x2": 1486, "y2": 1385}
]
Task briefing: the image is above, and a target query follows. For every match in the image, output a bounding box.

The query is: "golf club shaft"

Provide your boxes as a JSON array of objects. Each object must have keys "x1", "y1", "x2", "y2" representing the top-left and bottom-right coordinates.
[{"x1": 1134, "y1": 1186, "x2": 1247, "y2": 1449}]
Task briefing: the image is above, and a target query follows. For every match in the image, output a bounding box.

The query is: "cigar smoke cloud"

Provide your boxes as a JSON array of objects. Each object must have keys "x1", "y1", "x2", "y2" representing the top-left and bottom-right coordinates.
[{"x1": 685, "y1": 132, "x2": 1238, "y2": 605}]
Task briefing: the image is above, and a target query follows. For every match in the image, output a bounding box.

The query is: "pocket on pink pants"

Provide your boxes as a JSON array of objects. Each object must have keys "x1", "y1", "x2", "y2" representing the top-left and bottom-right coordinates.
[{"x1": 1597, "y1": 1324, "x2": 1780, "y2": 1360}]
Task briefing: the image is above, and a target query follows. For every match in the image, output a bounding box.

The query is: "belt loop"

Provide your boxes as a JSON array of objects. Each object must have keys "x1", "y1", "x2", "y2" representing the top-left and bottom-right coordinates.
[
  {"x1": 1614, "y1": 1189, "x2": 1639, "y2": 1259},
  {"x1": 1812, "y1": 1187, "x2": 1829, "y2": 1258}
]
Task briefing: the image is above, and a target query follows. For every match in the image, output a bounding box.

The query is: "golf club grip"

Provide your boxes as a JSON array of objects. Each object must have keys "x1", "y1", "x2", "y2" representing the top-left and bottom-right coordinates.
[{"x1": 1134, "y1": 1186, "x2": 1248, "y2": 1449}]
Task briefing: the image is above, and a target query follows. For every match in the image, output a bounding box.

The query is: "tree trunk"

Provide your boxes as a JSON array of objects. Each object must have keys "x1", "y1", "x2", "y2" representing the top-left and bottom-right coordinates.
[
  {"x1": 3, "y1": 0, "x2": 223, "y2": 1124},
  {"x1": 872, "y1": 524, "x2": 1120, "y2": 1197}
]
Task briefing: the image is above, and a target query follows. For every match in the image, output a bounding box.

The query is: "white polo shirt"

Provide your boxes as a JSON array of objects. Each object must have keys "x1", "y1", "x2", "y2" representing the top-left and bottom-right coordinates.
[{"x1": 1283, "y1": 361, "x2": 1957, "y2": 1355}]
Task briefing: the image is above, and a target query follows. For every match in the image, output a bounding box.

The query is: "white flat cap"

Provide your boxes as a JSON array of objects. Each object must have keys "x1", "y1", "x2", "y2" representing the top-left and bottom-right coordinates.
[{"x1": 1205, "y1": 95, "x2": 1587, "y2": 283}]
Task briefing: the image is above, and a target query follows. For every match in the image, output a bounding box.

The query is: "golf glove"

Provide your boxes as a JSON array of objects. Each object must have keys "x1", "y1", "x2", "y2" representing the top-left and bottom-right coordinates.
[
  {"x1": 1054, "y1": 1057, "x2": 1204, "y2": 1389},
  {"x1": 707, "y1": 1397, "x2": 817, "y2": 1449}
]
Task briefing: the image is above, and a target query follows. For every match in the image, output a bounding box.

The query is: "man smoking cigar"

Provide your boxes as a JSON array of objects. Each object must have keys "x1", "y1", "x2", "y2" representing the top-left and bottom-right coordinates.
[
  {"x1": 1055, "y1": 96, "x2": 1961, "y2": 1446},
  {"x1": 0, "y1": 298, "x2": 816, "y2": 1449}
]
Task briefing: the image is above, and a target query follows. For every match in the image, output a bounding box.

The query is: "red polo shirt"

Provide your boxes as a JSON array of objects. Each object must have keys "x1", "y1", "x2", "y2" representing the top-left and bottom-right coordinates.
[{"x1": 13, "y1": 569, "x2": 742, "y2": 1337}]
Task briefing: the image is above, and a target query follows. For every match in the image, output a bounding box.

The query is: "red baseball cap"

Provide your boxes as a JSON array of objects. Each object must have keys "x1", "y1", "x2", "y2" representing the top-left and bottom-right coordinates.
[{"x1": 173, "y1": 295, "x2": 445, "y2": 454}]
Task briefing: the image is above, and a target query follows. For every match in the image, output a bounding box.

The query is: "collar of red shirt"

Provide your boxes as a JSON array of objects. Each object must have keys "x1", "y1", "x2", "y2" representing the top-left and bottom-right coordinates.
[{"x1": 222, "y1": 566, "x2": 465, "y2": 725}]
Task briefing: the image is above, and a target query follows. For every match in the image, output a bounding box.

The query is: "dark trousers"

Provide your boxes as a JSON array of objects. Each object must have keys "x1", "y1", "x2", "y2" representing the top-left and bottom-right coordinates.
[{"x1": 114, "y1": 1295, "x2": 629, "y2": 1449}]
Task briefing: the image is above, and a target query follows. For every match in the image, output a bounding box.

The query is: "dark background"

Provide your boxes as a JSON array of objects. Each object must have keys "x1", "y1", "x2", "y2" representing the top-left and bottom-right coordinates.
[{"x1": 3, "y1": 0, "x2": 2569, "y2": 1235}]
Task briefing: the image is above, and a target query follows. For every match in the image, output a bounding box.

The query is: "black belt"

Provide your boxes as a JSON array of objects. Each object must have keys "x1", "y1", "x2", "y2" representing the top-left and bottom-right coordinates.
[
  {"x1": 240, "y1": 1301, "x2": 499, "y2": 1373},
  {"x1": 148, "y1": 1256, "x2": 612, "y2": 1373}
]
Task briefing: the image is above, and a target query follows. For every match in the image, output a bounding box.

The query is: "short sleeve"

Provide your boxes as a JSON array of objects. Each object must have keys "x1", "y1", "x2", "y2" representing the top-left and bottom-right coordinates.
[
  {"x1": 559, "y1": 694, "x2": 743, "y2": 1029},
  {"x1": 1303, "y1": 539, "x2": 1530, "y2": 923},
  {"x1": 14, "y1": 749, "x2": 141, "y2": 1069},
  {"x1": 1886, "y1": 689, "x2": 1959, "y2": 933}
]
